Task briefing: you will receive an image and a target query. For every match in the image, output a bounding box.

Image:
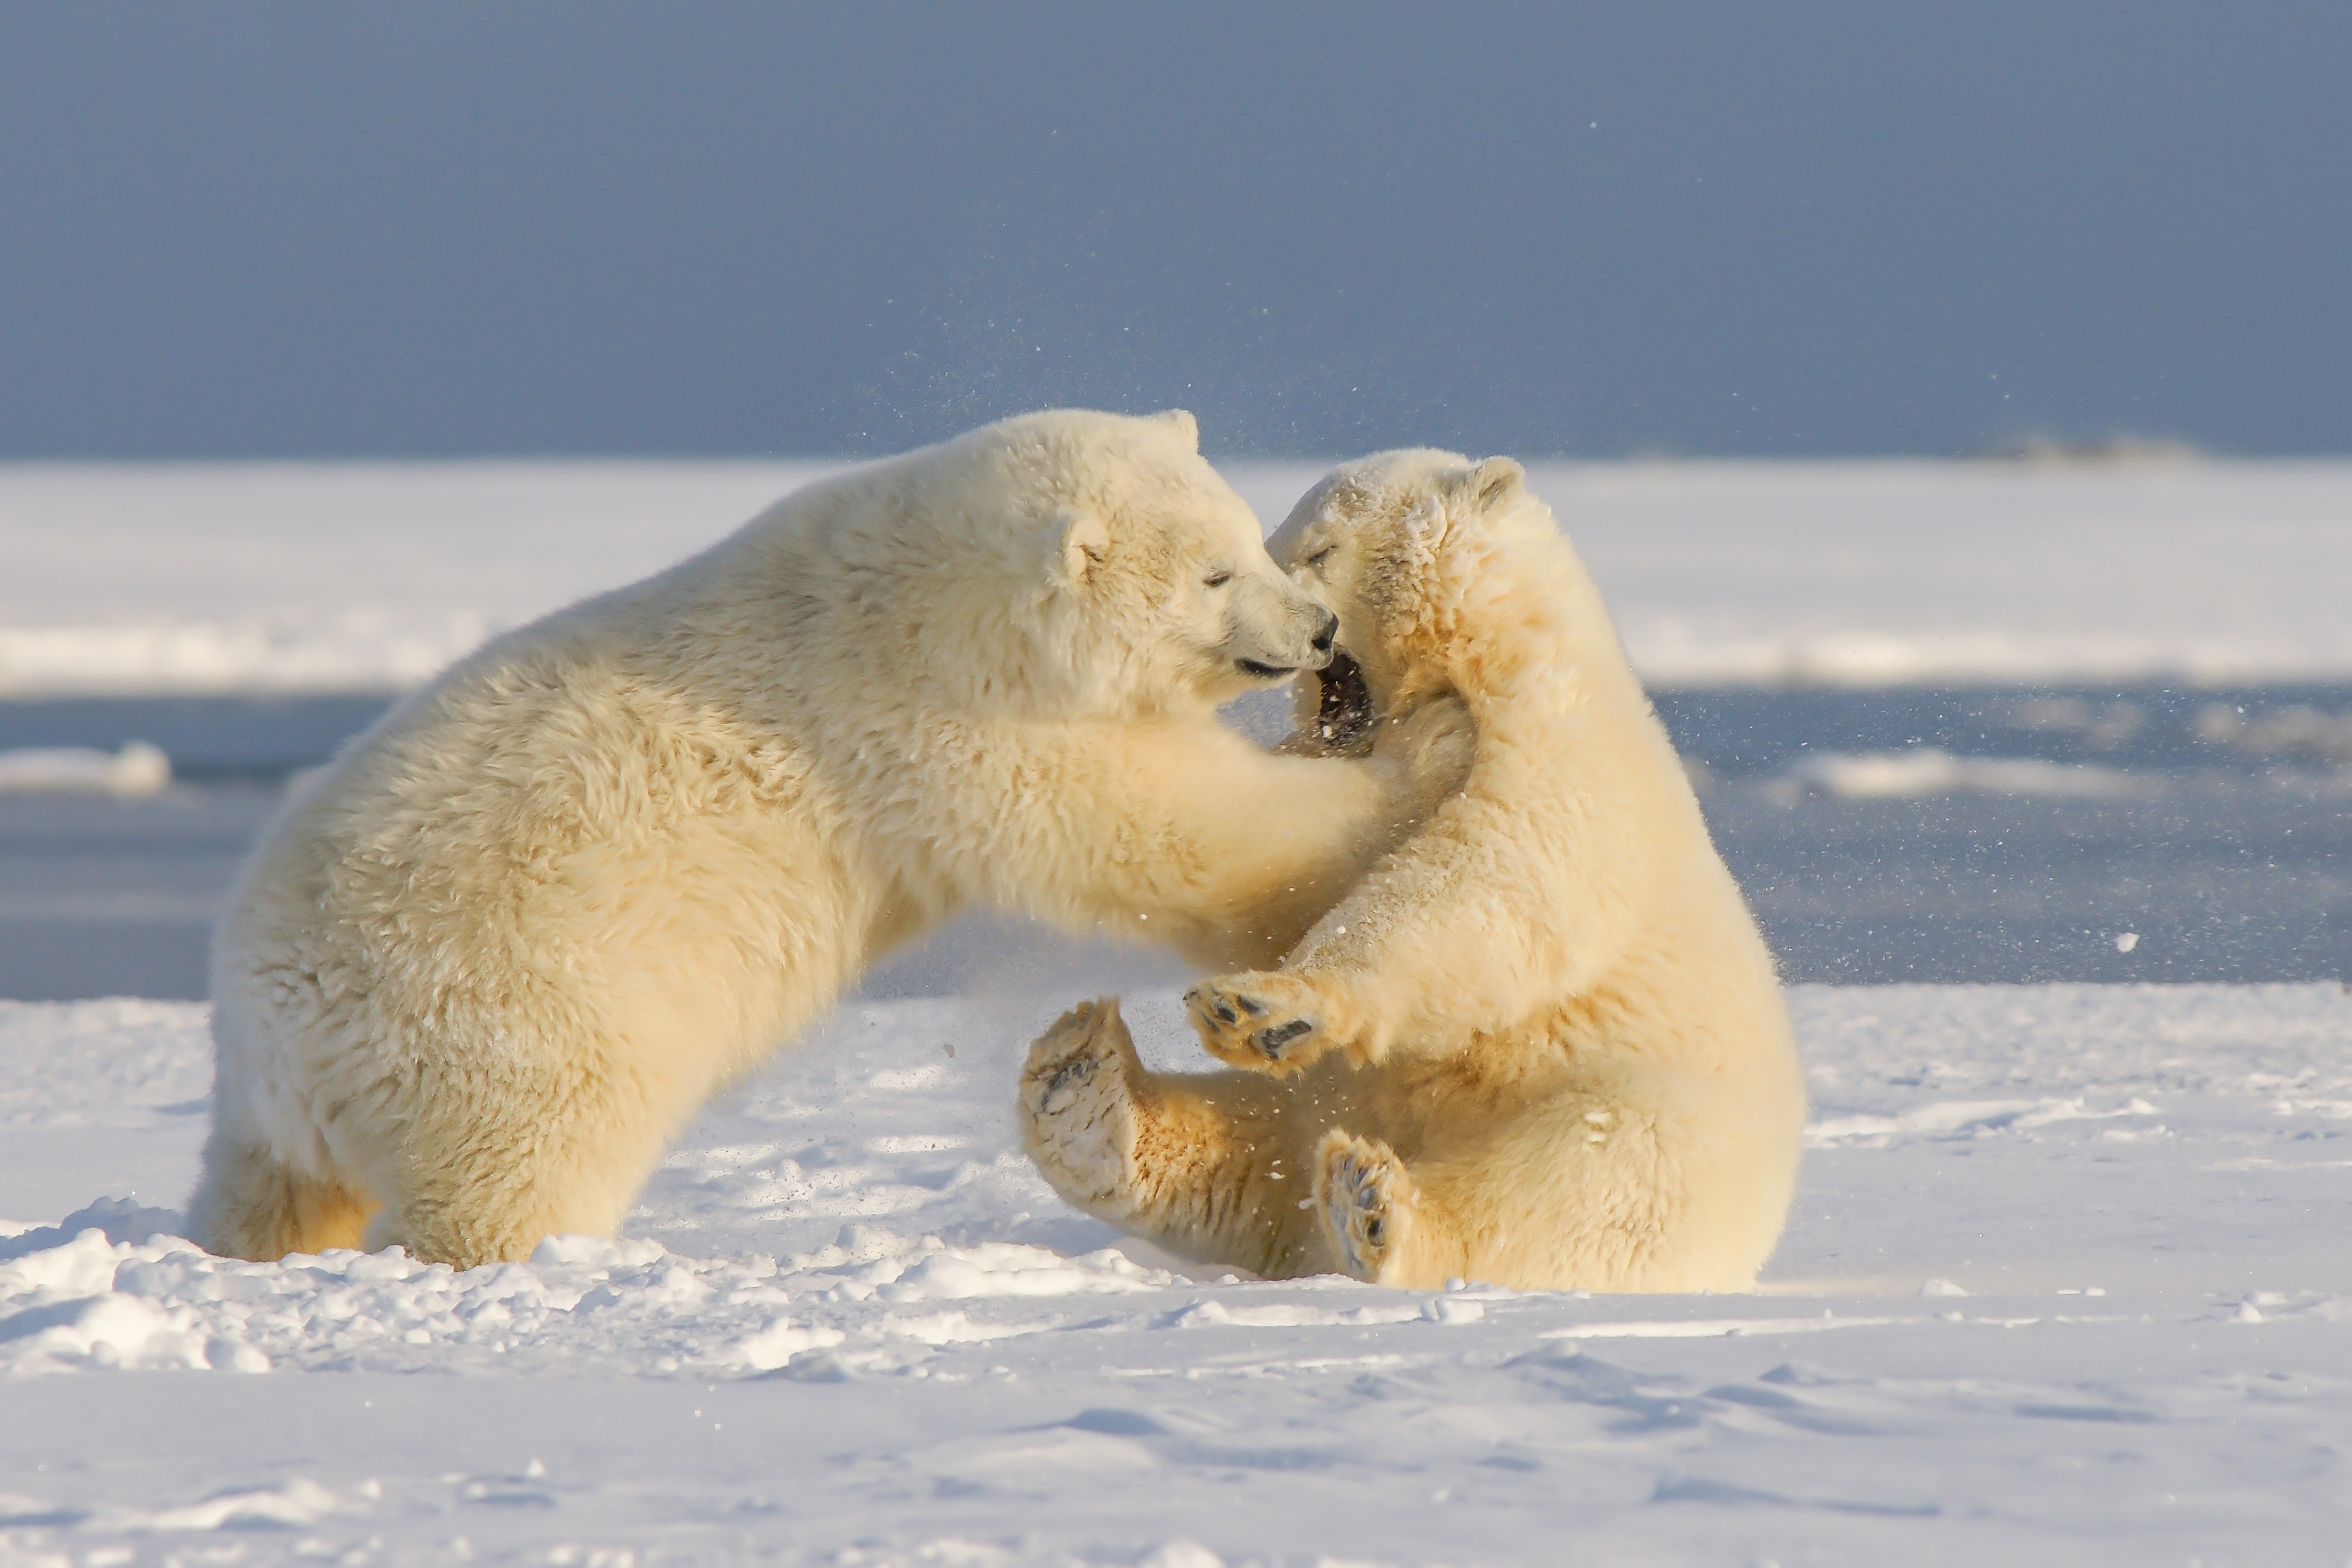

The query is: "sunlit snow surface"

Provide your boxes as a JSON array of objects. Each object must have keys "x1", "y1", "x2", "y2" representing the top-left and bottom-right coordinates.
[{"x1": 4, "y1": 985, "x2": 2350, "y2": 1565}]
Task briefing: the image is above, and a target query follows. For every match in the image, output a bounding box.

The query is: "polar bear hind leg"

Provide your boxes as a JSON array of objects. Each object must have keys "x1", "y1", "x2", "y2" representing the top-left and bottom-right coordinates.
[
  {"x1": 189, "y1": 1134, "x2": 375, "y2": 1260},
  {"x1": 356, "y1": 1061, "x2": 680, "y2": 1268},
  {"x1": 1345, "y1": 1082, "x2": 1766, "y2": 1294},
  {"x1": 1020, "y1": 1000, "x2": 1150, "y2": 1213},
  {"x1": 1018, "y1": 999, "x2": 1326, "y2": 1277}
]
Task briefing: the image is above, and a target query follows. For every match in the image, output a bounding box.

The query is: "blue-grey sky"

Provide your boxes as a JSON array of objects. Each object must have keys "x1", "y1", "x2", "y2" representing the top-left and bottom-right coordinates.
[{"x1": 3, "y1": 3, "x2": 2346, "y2": 458}]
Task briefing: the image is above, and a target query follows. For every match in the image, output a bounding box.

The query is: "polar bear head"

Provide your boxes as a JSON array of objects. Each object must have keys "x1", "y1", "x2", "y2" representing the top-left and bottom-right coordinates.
[
  {"x1": 1265, "y1": 448, "x2": 1543, "y2": 746},
  {"x1": 907, "y1": 409, "x2": 1340, "y2": 718}
]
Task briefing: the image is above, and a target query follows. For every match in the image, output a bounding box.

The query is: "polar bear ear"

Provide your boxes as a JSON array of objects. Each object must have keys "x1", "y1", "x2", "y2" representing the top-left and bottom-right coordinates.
[
  {"x1": 1151, "y1": 409, "x2": 1201, "y2": 451},
  {"x1": 1453, "y1": 456, "x2": 1526, "y2": 514},
  {"x1": 1052, "y1": 510, "x2": 1112, "y2": 587}
]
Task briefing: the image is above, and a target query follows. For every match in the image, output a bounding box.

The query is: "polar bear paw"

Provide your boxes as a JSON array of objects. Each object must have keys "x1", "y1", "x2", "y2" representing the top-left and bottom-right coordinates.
[
  {"x1": 1019, "y1": 999, "x2": 1145, "y2": 1213},
  {"x1": 1183, "y1": 971, "x2": 1330, "y2": 1075},
  {"x1": 1314, "y1": 1129, "x2": 1414, "y2": 1283}
]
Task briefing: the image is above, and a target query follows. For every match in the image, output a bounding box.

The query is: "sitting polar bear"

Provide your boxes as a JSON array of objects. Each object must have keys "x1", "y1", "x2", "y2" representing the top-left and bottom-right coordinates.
[
  {"x1": 193, "y1": 410, "x2": 1471, "y2": 1269},
  {"x1": 1019, "y1": 450, "x2": 1804, "y2": 1292}
]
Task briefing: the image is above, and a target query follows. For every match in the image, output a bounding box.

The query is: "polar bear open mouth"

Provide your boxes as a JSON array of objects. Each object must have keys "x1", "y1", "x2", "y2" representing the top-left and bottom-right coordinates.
[{"x1": 1314, "y1": 649, "x2": 1375, "y2": 749}]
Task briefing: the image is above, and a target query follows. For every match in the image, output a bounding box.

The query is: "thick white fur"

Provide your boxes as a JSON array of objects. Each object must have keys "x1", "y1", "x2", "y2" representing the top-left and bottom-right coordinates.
[
  {"x1": 1020, "y1": 450, "x2": 1804, "y2": 1292},
  {"x1": 192, "y1": 411, "x2": 1470, "y2": 1267}
]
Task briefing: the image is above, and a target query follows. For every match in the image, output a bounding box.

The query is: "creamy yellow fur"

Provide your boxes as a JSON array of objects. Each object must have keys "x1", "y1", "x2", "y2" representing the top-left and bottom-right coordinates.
[
  {"x1": 192, "y1": 411, "x2": 1470, "y2": 1267},
  {"x1": 1020, "y1": 451, "x2": 1804, "y2": 1292}
]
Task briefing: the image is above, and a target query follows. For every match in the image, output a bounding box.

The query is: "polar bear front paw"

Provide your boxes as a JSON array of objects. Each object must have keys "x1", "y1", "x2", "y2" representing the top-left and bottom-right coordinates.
[
  {"x1": 1183, "y1": 972, "x2": 1329, "y2": 1075},
  {"x1": 1314, "y1": 1129, "x2": 1415, "y2": 1283},
  {"x1": 1018, "y1": 999, "x2": 1145, "y2": 1214}
]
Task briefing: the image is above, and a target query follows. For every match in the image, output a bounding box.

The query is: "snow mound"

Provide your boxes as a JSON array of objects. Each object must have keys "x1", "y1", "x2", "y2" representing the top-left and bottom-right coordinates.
[{"x1": 0, "y1": 1221, "x2": 1177, "y2": 1380}]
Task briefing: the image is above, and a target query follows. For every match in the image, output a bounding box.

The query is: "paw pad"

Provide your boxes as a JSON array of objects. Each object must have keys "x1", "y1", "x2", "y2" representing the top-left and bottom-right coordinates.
[
  {"x1": 1184, "y1": 975, "x2": 1327, "y2": 1074},
  {"x1": 1254, "y1": 1018, "x2": 1314, "y2": 1059},
  {"x1": 1042, "y1": 1052, "x2": 1097, "y2": 1102},
  {"x1": 1202, "y1": 993, "x2": 1268, "y2": 1028},
  {"x1": 1316, "y1": 1131, "x2": 1411, "y2": 1282},
  {"x1": 1019, "y1": 1001, "x2": 1146, "y2": 1212}
]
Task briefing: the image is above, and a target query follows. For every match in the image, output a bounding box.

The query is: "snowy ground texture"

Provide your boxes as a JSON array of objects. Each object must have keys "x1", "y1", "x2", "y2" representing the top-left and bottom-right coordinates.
[
  {"x1": 6, "y1": 459, "x2": 2352, "y2": 694},
  {"x1": 6, "y1": 984, "x2": 2352, "y2": 1566}
]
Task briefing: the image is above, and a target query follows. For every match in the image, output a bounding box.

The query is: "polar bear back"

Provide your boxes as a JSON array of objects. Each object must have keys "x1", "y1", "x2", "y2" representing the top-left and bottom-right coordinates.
[{"x1": 198, "y1": 407, "x2": 1413, "y2": 1267}]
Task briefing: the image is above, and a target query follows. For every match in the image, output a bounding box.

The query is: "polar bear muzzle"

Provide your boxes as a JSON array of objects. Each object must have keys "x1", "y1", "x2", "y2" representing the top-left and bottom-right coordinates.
[
  {"x1": 1242, "y1": 611, "x2": 1336, "y2": 677},
  {"x1": 1231, "y1": 607, "x2": 1339, "y2": 681}
]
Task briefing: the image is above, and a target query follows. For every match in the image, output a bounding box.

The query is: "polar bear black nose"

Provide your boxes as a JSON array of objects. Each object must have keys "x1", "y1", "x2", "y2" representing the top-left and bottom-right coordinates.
[{"x1": 1311, "y1": 611, "x2": 1339, "y2": 656}]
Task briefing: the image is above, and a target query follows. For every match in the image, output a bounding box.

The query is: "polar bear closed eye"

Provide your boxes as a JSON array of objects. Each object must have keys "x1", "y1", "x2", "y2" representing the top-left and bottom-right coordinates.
[
  {"x1": 1019, "y1": 449, "x2": 1805, "y2": 1293},
  {"x1": 191, "y1": 410, "x2": 1473, "y2": 1270}
]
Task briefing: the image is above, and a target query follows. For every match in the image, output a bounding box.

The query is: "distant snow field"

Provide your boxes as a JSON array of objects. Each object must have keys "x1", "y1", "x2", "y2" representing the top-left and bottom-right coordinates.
[
  {"x1": 4, "y1": 984, "x2": 2350, "y2": 1564},
  {"x1": 0, "y1": 741, "x2": 171, "y2": 798},
  {"x1": 4, "y1": 458, "x2": 2351, "y2": 695}
]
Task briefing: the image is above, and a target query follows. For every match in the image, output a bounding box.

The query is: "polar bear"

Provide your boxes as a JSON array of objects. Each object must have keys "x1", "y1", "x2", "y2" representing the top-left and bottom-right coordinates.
[
  {"x1": 191, "y1": 411, "x2": 1472, "y2": 1269},
  {"x1": 1019, "y1": 450, "x2": 1804, "y2": 1292}
]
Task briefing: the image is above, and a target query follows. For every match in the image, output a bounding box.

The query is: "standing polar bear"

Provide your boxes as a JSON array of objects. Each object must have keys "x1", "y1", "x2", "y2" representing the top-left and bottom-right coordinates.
[
  {"x1": 193, "y1": 410, "x2": 1471, "y2": 1269},
  {"x1": 1020, "y1": 450, "x2": 1805, "y2": 1292}
]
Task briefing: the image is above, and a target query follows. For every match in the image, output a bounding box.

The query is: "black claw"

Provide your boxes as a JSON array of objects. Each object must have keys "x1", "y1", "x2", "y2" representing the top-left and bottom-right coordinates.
[
  {"x1": 1236, "y1": 996, "x2": 1268, "y2": 1017},
  {"x1": 1253, "y1": 1019, "x2": 1315, "y2": 1058},
  {"x1": 1045, "y1": 1055, "x2": 1097, "y2": 1098},
  {"x1": 1364, "y1": 1218, "x2": 1385, "y2": 1244},
  {"x1": 1212, "y1": 1001, "x2": 1239, "y2": 1025}
]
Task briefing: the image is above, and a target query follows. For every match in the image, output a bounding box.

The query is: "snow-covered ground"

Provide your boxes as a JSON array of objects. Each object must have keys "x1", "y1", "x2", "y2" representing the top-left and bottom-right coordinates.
[
  {"x1": 6, "y1": 459, "x2": 2351, "y2": 694},
  {"x1": 4, "y1": 457, "x2": 2346, "y2": 1560},
  {"x1": 6, "y1": 984, "x2": 2351, "y2": 1565}
]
